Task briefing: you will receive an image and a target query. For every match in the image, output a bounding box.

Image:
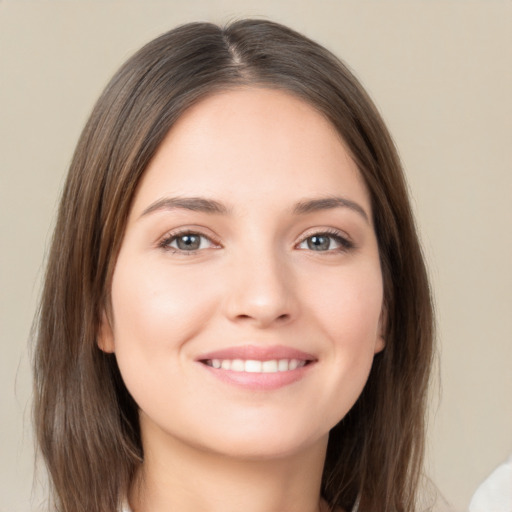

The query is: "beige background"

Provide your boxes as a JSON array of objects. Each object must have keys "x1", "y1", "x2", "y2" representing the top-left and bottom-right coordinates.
[{"x1": 1, "y1": 1, "x2": 511, "y2": 511}]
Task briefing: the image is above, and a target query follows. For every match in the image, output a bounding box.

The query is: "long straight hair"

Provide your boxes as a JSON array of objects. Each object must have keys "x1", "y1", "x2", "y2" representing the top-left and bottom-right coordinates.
[{"x1": 33, "y1": 19, "x2": 434, "y2": 512}]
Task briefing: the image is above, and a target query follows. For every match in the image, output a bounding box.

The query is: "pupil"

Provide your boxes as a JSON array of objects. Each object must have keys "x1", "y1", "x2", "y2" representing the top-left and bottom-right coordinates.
[
  {"x1": 177, "y1": 235, "x2": 200, "y2": 250},
  {"x1": 308, "y1": 235, "x2": 330, "y2": 251}
]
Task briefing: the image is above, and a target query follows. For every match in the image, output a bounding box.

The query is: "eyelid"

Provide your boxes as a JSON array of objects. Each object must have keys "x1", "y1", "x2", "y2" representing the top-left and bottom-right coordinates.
[
  {"x1": 158, "y1": 227, "x2": 222, "y2": 253},
  {"x1": 295, "y1": 227, "x2": 354, "y2": 251},
  {"x1": 156, "y1": 226, "x2": 354, "y2": 254}
]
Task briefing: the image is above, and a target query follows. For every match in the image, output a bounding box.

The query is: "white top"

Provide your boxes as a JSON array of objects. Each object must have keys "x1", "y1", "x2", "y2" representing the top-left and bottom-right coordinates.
[{"x1": 468, "y1": 454, "x2": 512, "y2": 512}]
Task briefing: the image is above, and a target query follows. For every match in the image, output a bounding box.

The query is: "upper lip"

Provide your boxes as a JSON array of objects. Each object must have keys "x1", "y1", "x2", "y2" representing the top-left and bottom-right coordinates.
[{"x1": 196, "y1": 344, "x2": 317, "y2": 362}]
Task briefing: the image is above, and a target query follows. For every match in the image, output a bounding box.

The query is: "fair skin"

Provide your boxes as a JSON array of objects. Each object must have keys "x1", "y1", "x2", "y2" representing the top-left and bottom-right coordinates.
[{"x1": 100, "y1": 87, "x2": 385, "y2": 512}]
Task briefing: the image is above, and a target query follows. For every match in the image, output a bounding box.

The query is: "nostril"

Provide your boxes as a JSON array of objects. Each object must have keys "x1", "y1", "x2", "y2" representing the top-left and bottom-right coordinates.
[{"x1": 233, "y1": 311, "x2": 292, "y2": 327}]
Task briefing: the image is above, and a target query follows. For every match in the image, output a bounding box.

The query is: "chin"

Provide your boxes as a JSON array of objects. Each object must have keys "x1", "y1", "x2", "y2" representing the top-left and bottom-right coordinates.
[{"x1": 180, "y1": 419, "x2": 331, "y2": 462}]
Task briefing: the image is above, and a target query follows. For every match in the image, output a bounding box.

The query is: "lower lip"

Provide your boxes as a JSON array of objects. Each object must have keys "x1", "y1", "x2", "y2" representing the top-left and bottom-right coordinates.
[{"x1": 199, "y1": 362, "x2": 315, "y2": 390}]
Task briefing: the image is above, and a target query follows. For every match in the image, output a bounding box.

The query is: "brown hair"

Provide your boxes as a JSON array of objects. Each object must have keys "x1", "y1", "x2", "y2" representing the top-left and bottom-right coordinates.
[{"x1": 33, "y1": 19, "x2": 434, "y2": 512}]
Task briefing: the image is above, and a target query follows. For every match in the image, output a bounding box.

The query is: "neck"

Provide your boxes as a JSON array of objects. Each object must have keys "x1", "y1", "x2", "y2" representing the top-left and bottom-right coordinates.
[{"x1": 129, "y1": 422, "x2": 330, "y2": 512}]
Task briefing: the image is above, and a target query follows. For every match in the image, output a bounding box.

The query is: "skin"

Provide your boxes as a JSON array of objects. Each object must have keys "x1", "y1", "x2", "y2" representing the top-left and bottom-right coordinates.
[{"x1": 99, "y1": 87, "x2": 385, "y2": 512}]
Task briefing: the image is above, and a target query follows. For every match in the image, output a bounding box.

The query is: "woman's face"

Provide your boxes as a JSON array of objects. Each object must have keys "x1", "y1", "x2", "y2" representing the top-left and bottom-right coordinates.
[{"x1": 100, "y1": 88, "x2": 384, "y2": 459}]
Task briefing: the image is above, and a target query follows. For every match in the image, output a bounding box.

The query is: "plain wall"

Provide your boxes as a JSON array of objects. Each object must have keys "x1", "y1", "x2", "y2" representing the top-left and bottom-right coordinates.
[{"x1": 1, "y1": 1, "x2": 511, "y2": 511}]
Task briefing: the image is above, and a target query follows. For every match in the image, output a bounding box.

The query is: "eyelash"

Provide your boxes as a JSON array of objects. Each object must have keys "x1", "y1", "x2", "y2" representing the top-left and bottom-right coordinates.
[
  {"x1": 296, "y1": 228, "x2": 354, "y2": 253},
  {"x1": 159, "y1": 229, "x2": 220, "y2": 254},
  {"x1": 158, "y1": 228, "x2": 354, "y2": 255}
]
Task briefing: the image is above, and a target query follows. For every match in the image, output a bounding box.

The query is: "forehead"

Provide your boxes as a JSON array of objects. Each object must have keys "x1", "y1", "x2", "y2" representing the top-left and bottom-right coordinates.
[{"x1": 131, "y1": 87, "x2": 370, "y2": 216}]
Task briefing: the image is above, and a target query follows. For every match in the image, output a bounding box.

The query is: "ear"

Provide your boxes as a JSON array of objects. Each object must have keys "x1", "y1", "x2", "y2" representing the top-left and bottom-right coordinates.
[
  {"x1": 97, "y1": 311, "x2": 115, "y2": 353},
  {"x1": 374, "y1": 335, "x2": 385, "y2": 354},
  {"x1": 374, "y1": 306, "x2": 387, "y2": 354}
]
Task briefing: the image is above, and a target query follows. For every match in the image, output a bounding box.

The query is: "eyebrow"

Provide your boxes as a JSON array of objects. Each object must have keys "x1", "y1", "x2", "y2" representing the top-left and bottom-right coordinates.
[
  {"x1": 139, "y1": 195, "x2": 369, "y2": 223},
  {"x1": 293, "y1": 196, "x2": 370, "y2": 223},
  {"x1": 140, "y1": 197, "x2": 230, "y2": 218}
]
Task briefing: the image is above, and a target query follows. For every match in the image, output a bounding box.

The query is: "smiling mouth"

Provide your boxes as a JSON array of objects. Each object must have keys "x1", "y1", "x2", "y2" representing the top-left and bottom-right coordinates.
[
  {"x1": 201, "y1": 358, "x2": 312, "y2": 373},
  {"x1": 197, "y1": 346, "x2": 316, "y2": 389}
]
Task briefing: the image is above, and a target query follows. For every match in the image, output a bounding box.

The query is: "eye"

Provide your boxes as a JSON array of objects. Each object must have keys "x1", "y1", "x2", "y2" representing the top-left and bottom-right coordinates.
[
  {"x1": 297, "y1": 231, "x2": 353, "y2": 252},
  {"x1": 160, "y1": 231, "x2": 218, "y2": 253}
]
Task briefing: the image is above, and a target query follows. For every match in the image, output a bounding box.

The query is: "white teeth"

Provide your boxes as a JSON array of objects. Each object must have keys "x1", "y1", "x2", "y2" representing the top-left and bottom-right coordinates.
[
  {"x1": 278, "y1": 359, "x2": 289, "y2": 372},
  {"x1": 244, "y1": 360, "x2": 262, "y2": 372},
  {"x1": 262, "y1": 360, "x2": 278, "y2": 373},
  {"x1": 289, "y1": 359, "x2": 299, "y2": 370},
  {"x1": 205, "y1": 358, "x2": 307, "y2": 373},
  {"x1": 231, "y1": 359, "x2": 245, "y2": 372}
]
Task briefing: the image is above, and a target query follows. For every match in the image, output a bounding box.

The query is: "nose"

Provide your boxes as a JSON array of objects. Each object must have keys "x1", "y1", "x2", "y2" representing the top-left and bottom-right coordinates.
[{"x1": 223, "y1": 249, "x2": 298, "y2": 329}]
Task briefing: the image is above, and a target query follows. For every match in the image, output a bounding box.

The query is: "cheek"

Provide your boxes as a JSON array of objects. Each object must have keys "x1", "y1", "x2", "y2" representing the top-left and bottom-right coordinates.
[
  {"x1": 109, "y1": 256, "x2": 220, "y2": 359},
  {"x1": 108, "y1": 256, "x2": 223, "y2": 415},
  {"x1": 302, "y1": 261, "x2": 383, "y2": 403},
  {"x1": 307, "y1": 269, "x2": 383, "y2": 426},
  {"x1": 307, "y1": 263, "x2": 384, "y2": 343}
]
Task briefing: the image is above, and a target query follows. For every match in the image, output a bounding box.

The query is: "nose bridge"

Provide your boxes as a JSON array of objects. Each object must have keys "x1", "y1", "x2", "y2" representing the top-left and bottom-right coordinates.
[{"x1": 223, "y1": 238, "x2": 296, "y2": 327}]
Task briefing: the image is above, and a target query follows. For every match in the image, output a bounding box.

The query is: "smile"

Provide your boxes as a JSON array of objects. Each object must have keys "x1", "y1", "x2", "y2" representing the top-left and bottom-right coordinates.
[
  {"x1": 197, "y1": 345, "x2": 317, "y2": 390},
  {"x1": 203, "y1": 359, "x2": 308, "y2": 373}
]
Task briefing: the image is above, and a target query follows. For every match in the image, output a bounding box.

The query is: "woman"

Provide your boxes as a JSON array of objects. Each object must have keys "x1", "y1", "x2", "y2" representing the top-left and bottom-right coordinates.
[{"x1": 33, "y1": 19, "x2": 434, "y2": 512}]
